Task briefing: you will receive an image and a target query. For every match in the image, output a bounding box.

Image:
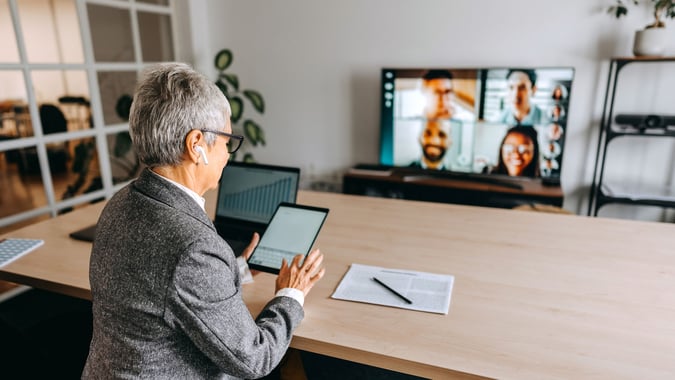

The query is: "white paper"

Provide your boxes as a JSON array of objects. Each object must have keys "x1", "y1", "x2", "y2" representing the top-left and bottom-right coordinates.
[
  {"x1": 331, "y1": 263, "x2": 454, "y2": 314},
  {"x1": 237, "y1": 256, "x2": 254, "y2": 284}
]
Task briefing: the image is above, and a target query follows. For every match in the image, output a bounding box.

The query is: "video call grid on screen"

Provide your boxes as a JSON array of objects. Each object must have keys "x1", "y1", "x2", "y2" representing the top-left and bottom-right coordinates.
[{"x1": 379, "y1": 67, "x2": 574, "y2": 179}]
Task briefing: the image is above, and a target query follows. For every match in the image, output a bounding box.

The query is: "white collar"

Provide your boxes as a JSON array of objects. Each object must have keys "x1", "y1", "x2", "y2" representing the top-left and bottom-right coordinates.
[{"x1": 149, "y1": 170, "x2": 206, "y2": 211}]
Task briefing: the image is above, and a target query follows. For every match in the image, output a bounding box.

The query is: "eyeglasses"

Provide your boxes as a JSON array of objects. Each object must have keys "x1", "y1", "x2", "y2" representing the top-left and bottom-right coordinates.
[
  {"x1": 502, "y1": 144, "x2": 533, "y2": 155},
  {"x1": 200, "y1": 129, "x2": 244, "y2": 154}
]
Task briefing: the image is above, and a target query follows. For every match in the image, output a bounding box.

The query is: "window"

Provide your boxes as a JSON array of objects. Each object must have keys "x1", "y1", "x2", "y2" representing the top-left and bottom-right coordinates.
[{"x1": 0, "y1": 0, "x2": 177, "y2": 234}]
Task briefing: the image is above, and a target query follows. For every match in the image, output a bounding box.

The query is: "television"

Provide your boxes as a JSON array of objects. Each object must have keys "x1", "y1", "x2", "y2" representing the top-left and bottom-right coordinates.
[{"x1": 379, "y1": 67, "x2": 574, "y2": 181}]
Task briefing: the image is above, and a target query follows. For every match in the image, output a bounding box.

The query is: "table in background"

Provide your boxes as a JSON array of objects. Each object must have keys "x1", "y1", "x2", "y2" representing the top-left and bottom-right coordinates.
[{"x1": 1, "y1": 190, "x2": 675, "y2": 379}]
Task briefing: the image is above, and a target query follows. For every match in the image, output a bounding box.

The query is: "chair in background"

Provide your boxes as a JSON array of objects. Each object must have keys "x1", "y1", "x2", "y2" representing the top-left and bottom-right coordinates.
[{"x1": 16, "y1": 104, "x2": 69, "y2": 175}]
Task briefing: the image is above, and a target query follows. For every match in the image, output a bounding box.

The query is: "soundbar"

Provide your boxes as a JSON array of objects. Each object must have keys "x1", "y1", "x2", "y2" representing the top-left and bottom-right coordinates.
[{"x1": 615, "y1": 114, "x2": 675, "y2": 130}]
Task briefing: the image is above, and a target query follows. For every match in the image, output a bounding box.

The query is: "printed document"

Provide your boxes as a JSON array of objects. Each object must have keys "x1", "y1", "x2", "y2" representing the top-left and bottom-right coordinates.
[{"x1": 331, "y1": 263, "x2": 454, "y2": 314}]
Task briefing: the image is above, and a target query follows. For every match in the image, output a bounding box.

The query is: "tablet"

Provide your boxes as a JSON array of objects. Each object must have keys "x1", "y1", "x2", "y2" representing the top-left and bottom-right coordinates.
[{"x1": 247, "y1": 202, "x2": 329, "y2": 274}]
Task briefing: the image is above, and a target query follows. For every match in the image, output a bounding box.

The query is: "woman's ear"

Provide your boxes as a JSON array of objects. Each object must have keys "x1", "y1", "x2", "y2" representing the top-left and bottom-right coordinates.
[{"x1": 185, "y1": 129, "x2": 205, "y2": 164}]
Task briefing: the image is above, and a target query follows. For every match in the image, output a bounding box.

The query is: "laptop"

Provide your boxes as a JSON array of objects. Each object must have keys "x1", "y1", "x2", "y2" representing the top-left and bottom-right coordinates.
[
  {"x1": 213, "y1": 161, "x2": 300, "y2": 256},
  {"x1": 69, "y1": 162, "x2": 299, "y2": 246},
  {"x1": 69, "y1": 224, "x2": 97, "y2": 242}
]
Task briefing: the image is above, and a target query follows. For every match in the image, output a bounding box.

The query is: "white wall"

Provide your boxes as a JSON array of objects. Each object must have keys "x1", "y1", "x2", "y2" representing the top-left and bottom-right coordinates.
[{"x1": 189, "y1": 0, "x2": 675, "y2": 220}]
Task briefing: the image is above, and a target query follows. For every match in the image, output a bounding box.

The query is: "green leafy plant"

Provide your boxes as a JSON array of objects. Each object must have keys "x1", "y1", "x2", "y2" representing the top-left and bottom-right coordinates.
[
  {"x1": 608, "y1": 0, "x2": 675, "y2": 28},
  {"x1": 214, "y1": 49, "x2": 266, "y2": 162},
  {"x1": 111, "y1": 94, "x2": 141, "y2": 182}
]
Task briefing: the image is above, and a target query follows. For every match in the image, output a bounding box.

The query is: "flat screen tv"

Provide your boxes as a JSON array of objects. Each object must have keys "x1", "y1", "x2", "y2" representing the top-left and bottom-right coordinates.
[{"x1": 379, "y1": 67, "x2": 574, "y2": 180}]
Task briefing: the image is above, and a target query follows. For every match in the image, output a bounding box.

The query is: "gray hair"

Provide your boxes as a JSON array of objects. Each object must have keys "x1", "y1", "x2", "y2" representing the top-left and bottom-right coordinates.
[{"x1": 129, "y1": 62, "x2": 231, "y2": 167}]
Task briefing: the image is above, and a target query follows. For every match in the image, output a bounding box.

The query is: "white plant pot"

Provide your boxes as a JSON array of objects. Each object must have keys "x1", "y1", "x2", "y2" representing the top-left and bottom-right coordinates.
[{"x1": 633, "y1": 28, "x2": 668, "y2": 56}]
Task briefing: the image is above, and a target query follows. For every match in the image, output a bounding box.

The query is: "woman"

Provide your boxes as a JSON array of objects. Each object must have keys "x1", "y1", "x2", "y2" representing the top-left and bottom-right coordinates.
[
  {"x1": 492, "y1": 126, "x2": 540, "y2": 177},
  {"x1": 83, "y1": 63, "x2": 325, "y2": 379},
  {"x1": 551, "y1": 84, "x2": 567, "y2": 101}
]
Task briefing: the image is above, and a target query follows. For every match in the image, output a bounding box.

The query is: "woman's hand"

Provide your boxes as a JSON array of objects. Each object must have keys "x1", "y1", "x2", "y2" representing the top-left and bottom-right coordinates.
[
  {"x1": 241, "y1": 232, "x2": 260, "y2": 275},
  {"x1": 276, "y1": 248, "x2": 325, "y2": 296}
]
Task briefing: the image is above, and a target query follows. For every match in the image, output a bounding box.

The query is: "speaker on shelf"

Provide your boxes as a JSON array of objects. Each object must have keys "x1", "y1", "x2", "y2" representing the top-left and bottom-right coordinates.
[{"x1": 614, "y1": 114, "x2": 675, "y2": 130}]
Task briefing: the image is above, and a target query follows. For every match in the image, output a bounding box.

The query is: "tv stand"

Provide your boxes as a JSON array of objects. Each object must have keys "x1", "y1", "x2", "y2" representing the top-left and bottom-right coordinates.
[
  {"x1": 396, "y1": 168, "x2": 524, "y2": 190},
  {"x1": 343, "y1": 164, "x2": 563, "y2": 209}
]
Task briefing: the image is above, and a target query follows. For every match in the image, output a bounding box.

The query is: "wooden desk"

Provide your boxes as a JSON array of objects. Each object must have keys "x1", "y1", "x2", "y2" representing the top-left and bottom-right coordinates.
[
  {"x1": 2, "y1": 191, "x2": 675, "y2": 379},
  {"x1": 343, "y1": 167, "x2": 564, "y2": 209}
]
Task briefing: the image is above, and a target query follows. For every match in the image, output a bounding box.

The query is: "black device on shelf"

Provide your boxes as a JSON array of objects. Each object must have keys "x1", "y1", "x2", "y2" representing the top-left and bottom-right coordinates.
[
  {"x1": 615, "y1": 113, "x2": 675, "y2": 131},
  {"x1": 378, "y1": 66, "x2": 575, "y2": 183}
]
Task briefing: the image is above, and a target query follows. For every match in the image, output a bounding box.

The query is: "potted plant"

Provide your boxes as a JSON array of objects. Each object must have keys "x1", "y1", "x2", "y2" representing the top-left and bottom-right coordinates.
[
  {"x1": 213, "y1": 49, "x2": 266, "y2": 162},
  {"x1": 608, "y1": 0, "x2": 675, "y2": 56}
]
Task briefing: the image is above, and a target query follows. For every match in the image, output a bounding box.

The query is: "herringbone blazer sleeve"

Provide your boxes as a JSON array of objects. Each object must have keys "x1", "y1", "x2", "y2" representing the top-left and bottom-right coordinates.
[{"x1": 165, "y1": 236, "x2": 304, "y2": 378}]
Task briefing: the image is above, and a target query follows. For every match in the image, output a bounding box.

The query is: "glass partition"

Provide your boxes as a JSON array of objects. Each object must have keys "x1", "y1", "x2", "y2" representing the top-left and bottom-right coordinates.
[
  {"x1": 0, "y1": 0, "x2": 20, "y2": 63},
  {"x1": 51, "y1": 136, "x2": 102, "y2": 201},
  {"x1": 87, "y1": 3, "x2": 134, "y2": 62},
  {"x1": 138, "y1": 11, "x2": 174, "y2": 62},
  {"x1": 97, "y1": 71, "x2": 137, "y2": 125},
  {"x1": 1, "y1": 0, "x2": 177, "y2": 232},
  {"x1": 0, "y1": 71, "x2": 32, "y2": 138},
  {"x1": 107, "y1": 131, "x2": 141, "y2": 185},
  {"x1": 0, "y1": 147, "x2": 49, "y2": 216},
  {"x1": 31, "y1": 70, "x2": 90, "y2": 134},
  {"x1": 18, "y1": 0, "x2": 84, "y2": 63},
  {"x1": 137, "y1": 0, "x2": 169, "y2": 5}
]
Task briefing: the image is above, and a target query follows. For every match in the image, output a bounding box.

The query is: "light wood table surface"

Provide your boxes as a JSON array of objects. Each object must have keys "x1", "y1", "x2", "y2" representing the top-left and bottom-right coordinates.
[{"x1": 2, "y1": 190, "x2": 675, "y2": 379}]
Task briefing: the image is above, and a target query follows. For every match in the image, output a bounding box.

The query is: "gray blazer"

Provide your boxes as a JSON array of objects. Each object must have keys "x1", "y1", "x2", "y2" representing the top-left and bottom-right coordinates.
[{"x1": 82, "y1": 169, "x2": 304, "y2": 379}]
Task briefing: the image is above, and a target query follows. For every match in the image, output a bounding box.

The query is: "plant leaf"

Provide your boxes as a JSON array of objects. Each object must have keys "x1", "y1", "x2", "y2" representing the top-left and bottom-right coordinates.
[
  {"x1": 220, "y1": 73, "x2": 239, "y2": 92},
  {"x1": 114, "y1": 132, "x2": 133, "y2": 157},
  {"x1": 242, "y1": 152, "x2": 255, "y2": 163},
  {"x1": 230, "y1": 97, "x2": 244, "y2": 123},
  {"x1": 216, "y1": 80, "x2": 228, "y2": 96},
  {"x1": 214, "y1": 49, "x2": 233, "y2": 71},
  {"x1": 243, "y1": 120, "x2": 266, "y2": 146},
  {"x1": 243, "y1": 120, "x2": 258, "y2": 146},
  {"x1": 115, "y1": 94, "x2": 133, "y2": 121},
  {"x1": 243, "y1": 90, "x2": 265, "y2": 113},
  {"x1": 616, "y1": 6, "x2": 628, "y2": 17}
]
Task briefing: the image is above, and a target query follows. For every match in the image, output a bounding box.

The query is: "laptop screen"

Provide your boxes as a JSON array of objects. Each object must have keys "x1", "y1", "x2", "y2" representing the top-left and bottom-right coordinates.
[{"x1": 215, "y1": 161, "x2": 300, "y2": 224}]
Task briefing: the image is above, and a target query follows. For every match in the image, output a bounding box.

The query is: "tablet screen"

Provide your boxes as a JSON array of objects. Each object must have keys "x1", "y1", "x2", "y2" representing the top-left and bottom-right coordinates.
[{"x1": 247, "y1": 202, "x2": 329, "y2": 274}]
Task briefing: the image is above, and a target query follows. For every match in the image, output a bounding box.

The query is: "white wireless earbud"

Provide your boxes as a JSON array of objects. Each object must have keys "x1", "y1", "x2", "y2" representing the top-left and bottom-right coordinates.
[{"x1": 194, "y1": 146, "x2": 209, "y2": 165}]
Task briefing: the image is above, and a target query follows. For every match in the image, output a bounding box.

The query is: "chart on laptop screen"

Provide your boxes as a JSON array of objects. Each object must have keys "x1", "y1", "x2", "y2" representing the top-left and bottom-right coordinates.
[
  {"x1": 216, "y1": 163, "x2": 299, "y2": 224},
  {"x1": 219, "y1": 177, "x2": 295, "y2": 220}
]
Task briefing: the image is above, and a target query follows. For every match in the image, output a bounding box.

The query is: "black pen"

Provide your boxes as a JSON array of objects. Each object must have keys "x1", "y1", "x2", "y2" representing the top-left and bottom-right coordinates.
[{"x1": 372, "y1": 277, "x2": 412, "y2": 304}]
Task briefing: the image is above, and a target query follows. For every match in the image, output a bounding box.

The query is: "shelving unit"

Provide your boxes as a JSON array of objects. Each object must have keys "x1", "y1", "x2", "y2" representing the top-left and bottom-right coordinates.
[{"x1": 587, "y1": 56, "x2": 675, "y2": 217}]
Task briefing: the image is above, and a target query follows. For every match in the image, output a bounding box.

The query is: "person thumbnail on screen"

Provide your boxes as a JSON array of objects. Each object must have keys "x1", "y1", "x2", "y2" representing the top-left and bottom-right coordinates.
[
  {"x1": 551, "y1": 84, "x2": 568, "y2": 101},
  {"x1": 545, "y1": 122, "x2": 564, "y2": 141},
  {"x1": 542, "y1": 140, "x2": 561, "y2": 159},
  {"x1": 409, "y1": 120, "x2": 452, "y2": 170},
  {"x1": 541, "y1": 157, "x2": 559, "y2": 177},
  {"x1": 489, "y1": 126, "x2": 540, "y2": 177},
  {"x1": 497, "y1": 69, "x2": 546, "y2": 126},
  {"x1": 421, "y1": 69, "x2": 454, "y2": 120},
  {"x1": 550, "y1": 104, "x2": 565, "y2": 122},
  {"x1": 390, "y1": 69, "x2": 471, "y2": 171}
]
